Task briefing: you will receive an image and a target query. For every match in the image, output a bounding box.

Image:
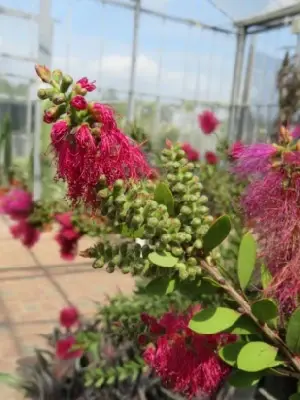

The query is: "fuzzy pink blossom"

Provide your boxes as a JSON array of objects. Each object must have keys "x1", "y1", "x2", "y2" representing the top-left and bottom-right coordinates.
[
  {"x1": 59, "y1": 306, "x2": 79, "y2": 329},
  {"x1": 141, "y1": 307, "x2": 235, "y2": 399},
  {"x1": 70, "y1": 95, "x2": 88, "y2": 110},
  {"x1": 236, "y1": 145, "x2": 300, "y2": 312},
  {"x1": 55, "y1": 336, "x2": 83, "y2": 360},
  {"x1": 292, "y1": 125, "x2": 300, "y2": 139},
  {"x1": 233, "y1": 143, "x2": 277, "y2": 178},
  {"x1": 10, "y1": 219, "x2": 40, "y2": 248},
  {"x1": 55, "y1": 213, "x2": 81, "y2": 260},
  {"x1": 198, "y1": 110, "x2": 219, "y2": 134},
  {"x1": 76, "y1": 77, "x2": 96, "y2": 92},
  {"x1": 0, "y1": 189, "x2": 33, "y2": 220},
  {"x1": 88, "y1": 102, "x2": 117, "y2": 131},
  {"x1": 205, "y1": 151, "x2": 218, "y2": 165},
  {"x1": 181, "y1": 143, "x2": 200, "y2": 161}
]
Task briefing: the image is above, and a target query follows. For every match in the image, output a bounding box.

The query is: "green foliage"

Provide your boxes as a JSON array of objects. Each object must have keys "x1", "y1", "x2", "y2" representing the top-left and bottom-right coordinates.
[
  {"x1": 237, "y1": 232, "x2": 257, "y2": 291},
  {"x1": 153, "y1": 182, "x2": 174, "y2": 216},
  {"x1": 189, "y1": 307, "x2": 241, "y2": 334},
  {"x1": 251, "y1": 299, "x2": 278, "y2": 323},
  {"x1": 286, "y1": 308, "x2": 300, "y2": 353},
  {"x1": 228, "y1": 370, "x2": 263, "y2": 388},
  {"x1": 0, "y1": 114, "x2": 13, "y2": 184},
  {"x1": 202, "y1": 215, "x2": 231, "y2": 255},
  {"x1": 237, "y1": 342, "x2": 283, "y2": 372}
]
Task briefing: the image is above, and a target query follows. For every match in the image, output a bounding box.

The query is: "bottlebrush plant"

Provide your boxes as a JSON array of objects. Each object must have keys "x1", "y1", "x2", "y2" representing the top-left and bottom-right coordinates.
[{"x1": 11, "y1": 64, "x2": 300, "y2": 400}]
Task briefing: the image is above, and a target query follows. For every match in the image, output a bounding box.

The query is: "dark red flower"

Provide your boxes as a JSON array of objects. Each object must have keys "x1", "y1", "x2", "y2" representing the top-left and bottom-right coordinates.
[
  {"x1": 51, "y1": 120, "x2": 69, "y2": 153},
  {"x1": 55, "y1": 213, "x2": 82, "y2": 260},
  {"x1": 10, "y1": 219, "x2": 40, "y2": 248},
  {"x1": 59, "y1": 306, "x2": 79, "y2": 329},
  {"x1": 43, "y1": 111, "x2": 55, "y2": 124},
  {"x1": 205, "y1": 151, "x2": 218, "y2": 165},
  {"x1": 229, "y1": 141, "x2": 244, "y2": 160},
  {"x1": 70, "y1": 95, "x2": 88, "y2": 110},
  {"x1": 142, "y1": 308, "x2": 235, "y2": 399},
  {"x1": 76, "y1": 77, "x2": 96, "y2": 92},
  {"x1": 198, "y1": 110, "x2": 219, "y2": 134},
  {"x1": 56, "y1": 336, "x2": 83, "y2": 360},
  {"x1": 181, "y1": 143, "x2": 200, "y2": 161}
]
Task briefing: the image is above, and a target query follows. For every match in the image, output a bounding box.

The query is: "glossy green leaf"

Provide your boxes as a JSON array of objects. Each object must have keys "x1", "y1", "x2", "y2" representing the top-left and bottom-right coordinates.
[
  {"x1": 144, "y1": 277, "x2": 177, "y2": 296},
  {"x1": 289, "y1": 394, "x2": 300, "y2": 400},
  {"x1": 188, "y1": 307, "x2": 240, "y2": 334},
  {"x1": 176, "y1": 279, "x2": 202, "y2": 299},
  {"x1": 261, "y1": 263, "x2": 272, "y2": 289},
  {"x1": 228, "y1": 370, "x2": 263, "y2": 388},
  {"x1": 148, "y1": 251, "x2": 178, "y2": 268},
  {"x1": 237, "y1": 342, "x2": 283, "y2": 372},
  {"x1": 226, "y1": 315, "x2": 259, "y2": 335},
  {"x1": 202, "y1": 215, "x2": 232, "y2": 254},
  {"x1": 218, "y1": 342, "x2": 245, "y2": 366},
  {"x1": 286, "y1": 308, "x2": 300, "y2": 353},
  {"x1": 251, "y1": 299, "x2": 278, "y2": 323},
  {"x1": 237, "y1": 232, "x2": 257, "y2": 291},
  {"x1": 154, "y1": 182, "x2": 174, "y2": 215}
]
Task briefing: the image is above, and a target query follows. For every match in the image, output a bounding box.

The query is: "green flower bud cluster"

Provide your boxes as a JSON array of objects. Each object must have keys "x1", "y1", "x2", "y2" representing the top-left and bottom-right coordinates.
[
  {"x1": 82, "y1": 144, "x2": 219, "y2": 281},
  {"x1": 89, "y1": 239, "x2": 166, "y2": 277}
]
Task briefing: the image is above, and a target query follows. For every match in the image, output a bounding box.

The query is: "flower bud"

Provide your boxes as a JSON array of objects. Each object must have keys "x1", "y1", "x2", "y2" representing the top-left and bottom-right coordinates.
[
  {"x1": 37, "y1": 88, "x2": 49, "y2": 100},
  {"x1": 171, "y1": 246, "x2": 184, "y2": 257},
  {"x1": 52, "y1": 93, "x2": 66, "y2": 105},
  {"x1": 92, "y1": 258, "x2": 105, "y2": 268},
  {"x1": 35, "y1": 64, "x2": 51, "y2": 83},
  {"x1": 61, "y1": 74, "x2": 73, "y2": 93},
  {"x1": 52, "y1": 69, "x2": 63, "y2": 84}
]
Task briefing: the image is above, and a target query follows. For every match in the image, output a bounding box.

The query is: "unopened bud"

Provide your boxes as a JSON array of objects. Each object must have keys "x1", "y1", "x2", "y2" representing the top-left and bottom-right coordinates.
[
  {"x1": 35, "y1": 64, "x2": 52, "y2": 83},
  {"x1": 74, "y1": 84, "x2": 87, "y2": 96},
  {"x1": 60, "y1": 74, "x2": 73, "y2": 93},
  {"x1": 37, "y1": 89, "x2": 48, "y2": 100},
  {"x1": 52, "y1": 93, "x2": 66, "y2": 105},
  {"x1": 52, "y1": 69, "x2": 63, "y2": 84}
]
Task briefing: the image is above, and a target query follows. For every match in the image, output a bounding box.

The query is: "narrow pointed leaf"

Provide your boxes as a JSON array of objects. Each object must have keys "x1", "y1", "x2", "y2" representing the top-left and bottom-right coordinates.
[
  {"x1": 261, "y1": 263, "x2": 272, "y2": 289},
  {"x1": 237, "y1": 232, "x2": 257, "y2": 290}
]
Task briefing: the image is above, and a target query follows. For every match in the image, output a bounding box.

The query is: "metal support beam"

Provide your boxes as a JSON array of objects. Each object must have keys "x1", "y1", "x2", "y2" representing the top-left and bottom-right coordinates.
[
  {"x1": 227, "y1": 27, "x2": 246, "y2": 141},
  {"x1": 0, "y1": 5, "x2": 60, "y2": 24},
  {"x1": 127, "y1": 0, "x2": 141, "y2": 123}
]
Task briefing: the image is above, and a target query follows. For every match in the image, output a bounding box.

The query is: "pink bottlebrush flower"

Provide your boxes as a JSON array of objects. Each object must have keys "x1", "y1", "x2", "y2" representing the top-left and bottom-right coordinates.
[
  {"x1": 229, "y1": 141, "x2": 244, "y2": 160},
  {"x1": 205, "y1": 151, "x2": 218, "y2": 165},
  {"x1": 88, "y1": 102, "x2": 117, "y2": 131},
  {"x1": 237, "y1": 149, "x2": 300, "y2": 312},
  {"x1": 75, "y1": 123, "x2": 96, "y2": 150},
  {"x1": 70, "y1": 95, "x2": 88, "y2": 111},
  {"x1": 10, "y1": 219, "x2": 40, "y2": 248},
  {"x1": 0, "y1": 189, "x2": 33, "y2": 220},
  {"x1": 142, "y1": 308, "x2": 235, "y2": 399},
  {"x1": 55, "y1": 213, "x2": 82, "y2": 260},
  {"x1": 198, "y1": 110, "x2": 219, "y2": 135},
  {"x1": 55, "y1": 336, "x2": 83, "y2": 360},
  {"x1": 76, "y1": 77, "x2": 96, "y2": 92},
  {"x1": 233, "y1": 143, "x2": 277, "y2": 178},
  {"x1": 59, "y1": 306, "x2": 79, "y2": 329},
  {"x1": 51, "y1": 120, "x2": 69, "y2": 153},
  {"x1": 181, "y1": 143, "x2": 200, "y2": 161}
]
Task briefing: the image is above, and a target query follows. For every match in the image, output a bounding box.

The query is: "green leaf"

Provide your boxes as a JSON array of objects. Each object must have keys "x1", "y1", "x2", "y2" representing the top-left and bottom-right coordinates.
[
  {"x1": 148, "y1": 251, "x2": 178, "y2": 268},
  {"x1": 176, "y1": 279, "x2": 202, "y2": 299},
  {"x1": 261, "y1": 263, "x2": 272, "y2": 289},
  {"x1": 188, "y1": 307, "x2": 240, "y2": 334},
  {"x1": 121, "y1": 224, "x2": 145, "y2": 239},
  {"x1": 144, "y1": 277, "x2": 177, "y2": 295},
  {"x1": 226, "y1": 315, "x2": 259, "y2": 335},
  {"x1": 237, "y1": 232, "x2": 257, "y2": 291},
  {"x1": 228, "y1": 370, "x2": 263, "y2": 388},
  {"x1": 0, "y1": 372, "x2": 18, "y2": 387},
  {"x1": 286, "y1": 308, "x2": 300, "y2": 353},
  {"x1": 154, "y1": 182, "x2": 174, "y2": 216},
  {"x1": 290, "y1": 394, "x2": 300, "y2": 400},
  {"x1": 237, "y1": 342, "x2": 283, "y2": 372},
  {"x1": 218, "y1": 342, "x2": 245, "y2": 366},
  {"x1": 251, "y1": 299, "x2": 278, "y2": 323},
  {"x1": 202, "y1": 215, "x2": 231, "y2": 254}
]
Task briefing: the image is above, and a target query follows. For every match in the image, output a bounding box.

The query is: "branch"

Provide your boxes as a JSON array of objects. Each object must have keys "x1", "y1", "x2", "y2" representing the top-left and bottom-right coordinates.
[{"x1": 200, "y1": 259, "x2": 300, "y2": 373}]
